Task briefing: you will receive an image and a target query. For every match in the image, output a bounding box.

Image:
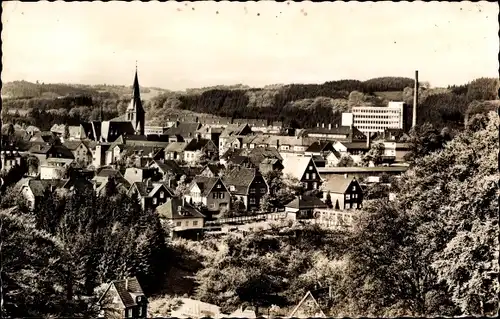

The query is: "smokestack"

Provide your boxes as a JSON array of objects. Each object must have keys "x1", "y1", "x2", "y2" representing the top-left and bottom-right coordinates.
[
  {"x1": 412, "y1": 70, "x2": 418, "y2": 128},
  {"x1": 366, "y1": 133, "x2": 370, "y2": 148}
]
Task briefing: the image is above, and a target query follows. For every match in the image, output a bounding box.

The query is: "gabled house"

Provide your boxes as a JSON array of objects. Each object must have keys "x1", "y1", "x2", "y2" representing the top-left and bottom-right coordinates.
[
  {"x1": 165, "y1": 142, "x2": 188, "y2": 161},
  {"x1": 63, "y1": 140, "x2": 93, "y2": 167},
  {"x1": 305, "y1": 141, "x2": 336, "y2": 157},
  {"x1": 200, "y1": 164, "x2": 224, "y2": 178},
  {"x1": 185, "y1": 177, "x2": 230, "y2": 212},
  {"x1": 164, "y1": 122, "x2": 202, "y2": 143},
  {"x1": 98, "y1": 277, "x2": 148, "y2": 319},
  {"x1": 321, "y1": 175, "x2": 363, "y2": 210},
  {"x1": 128, "y1": 180, "x2": 174, "y2": 212},
  {"x1": 156, "y1": 197, "x2": 205, "y2": 235},
  {"x1": 20, "y1": 178, "x2": 68, "y2": 210},
  {"x1": 183, "y1": 137, "x2": 218, "y2": 165},
  {"x1": 284, "y1": 195, "x2": 328, "y2": 219},
  {"x1": 223, "y1": 167, "x2": 268, "y2": 211},
  {"x1": 219, "y1": 124, "x2": 253, "y2": 156},
  {"x1": 282, "y1": 156, "x2": 322, "y2": 191},
  {"x1": 92, "y1": 168, "x2": 130, "y2": 195},
  {"x1": 147, "y1": 160, "x2": 185, "y2": 187},
  {"x1": 333, "y1": 141, "x2": 370, "y2": 163},
  {"x1": 0, "y1": 149, "x2": 23, "y2": 173}
]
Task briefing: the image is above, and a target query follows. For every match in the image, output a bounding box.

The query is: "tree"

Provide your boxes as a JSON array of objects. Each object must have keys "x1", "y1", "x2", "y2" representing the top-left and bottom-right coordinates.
[
  {"x1": 337, "y1": 154, "x2": 354, "y2": 167},
  {"x1": 361, "y1": 142, "x2": 385, "y2": 166},
  {"x1": 403, "y1": 123, "x2": 451, "y2": 163},
  {"x1": 325, "y1": 192, "x2": 333, "y2": 208},
  {"x1": 466, "y1": 77, "x2": 499, "y2": 102}
]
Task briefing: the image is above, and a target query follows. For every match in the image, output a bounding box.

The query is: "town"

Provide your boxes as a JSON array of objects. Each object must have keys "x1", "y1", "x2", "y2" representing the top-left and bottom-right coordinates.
[{"x1": 1, "y1": 2, "x2": 498, "y2": 319}]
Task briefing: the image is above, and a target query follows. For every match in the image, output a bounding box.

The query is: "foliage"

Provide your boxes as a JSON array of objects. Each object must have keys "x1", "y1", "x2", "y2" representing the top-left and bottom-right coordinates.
[
  {"x1": 337, "y1": 154, "x2": 355, "y2": 167},
  {"x1": 465, "y1": 77, "x2": 499, "y2": 102},
  {"x1": 403, "y1": 123, "x2": 452, "y2": 163},
  {"x1": 361, "y1": 142, "x2": 385, "y2": 166}
]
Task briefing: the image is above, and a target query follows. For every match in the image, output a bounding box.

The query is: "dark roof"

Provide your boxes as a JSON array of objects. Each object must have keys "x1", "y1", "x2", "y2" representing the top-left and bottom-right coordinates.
[
  {"x1": 165, "y1": 122, "x2": 201, "y2": 137},
  {"x1": 156, "y1": 197, "x2": 205, "y2": 220},
  {"x1": 111, "y1": 277, "x2": 145, "y2": 308},
  {"x1": 340, "y1": 142, "x2": 370, "y2": 150},
  {"x1": 52, "y1": 145, "x2": 76, "y2": 159},
  {"x1": 182, "y1": 166, "x2": 204, "y2": 178},
  {"x1": 203, "y1": 164, "x2": 223, "y2": 176},
  {"x1": 306, "y1": 141, "x2": 334, "y2": 153},
  {"x1": 96, "y1": 168, "x2": 122, "y2": 178},
  {"x1": 28, "y1": 143, "x2": 52, "y2": 154},
  {"x1": 192, "y1": 176, "x2": 224, "y2": 197},
  {"x1": 317, "y1": 166, "x2": 409, "y2": 173},
  {"x1": 26, "y1": 179, "x2": 67, "y2": 197},
  {"x1": 130, "y1": 181, "x2": 150, "y2": 197},
  {"x1": 285, "y1": 195, "x2": 328, "y2": 210},
  {"x1": 223, "y1": 167, "x2": 259, "y2": 195},
  {"x1": 151, "y1": 160, "x2": 185, "y2": 176},
  {"x1": 306, "y1": 125, "x2": 352, "y2": 136},
  {"x1": 62, "y1": 140, "x2": 86, "y2": 151},
  {"x1": 184, "y1": 138, "x2": 213, "y2": 151},
  {"x1": 221, "y1": 147, "x2": 244, "y2": 160},
  {"x1": 246, "y1": 147, "x2": 283, "y2": 166},
  {"x1": 101, "y1": 121, "x2": 136, "y2": 141}
]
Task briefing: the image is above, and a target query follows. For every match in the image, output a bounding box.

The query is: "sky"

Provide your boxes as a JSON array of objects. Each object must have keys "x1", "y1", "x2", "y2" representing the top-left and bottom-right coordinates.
[{"x1": 1, "y1": 1, "x2": 498, "y2": 90}]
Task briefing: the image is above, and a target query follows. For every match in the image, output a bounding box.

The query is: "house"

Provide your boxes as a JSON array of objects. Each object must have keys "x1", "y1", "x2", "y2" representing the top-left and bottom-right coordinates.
[
  {"x1": 200, "y1": 164, "x2": 224, "y2": 178},
  {"x1": 282, "y1": 156, "x2": 322, "y2": 191},
  {"x1": 98, "y1": 277, "x2": 148, "y2": 319},
  {"x1": 123, "y1": 167, "x2": 158, "y2": 185},
  {"x1": 333, "y1": 141, "x2": 370, "y2": 163},
  {"x1": 169, "y1": 298, "x2": 223, "y2": 319},
  {"x1": 165, "y1": 142, "x2": 188, "y2": 161},
  {"x1": 196, "y1": 125, "x2": 224, "y2": 147},
  {"x1": 28, "y1": 143, "x2": 75, "y2": 168},
  {"x1": 219, "y1": 123, "x2": 253, "y2": 156},
  {"x1": 245, "y1": 147, "x2": 283, "y2": 171},
  {"x1": 0, "y1": 149, "x2": 22, "y2": 172},
  {"x1": 20, "y1": 178, "x2": 67, "y2": 210},
  {"x1": 183, "y1": 137, "x2": 218, "y2": 165},
  {"x1": 128, "y1": 180, "x2": 174, "y2": 212},
  {"x1": 156, "y1": 197, "x2": 205, "y2": 237},
  {"x1": 184, "y1": 177, "x2": 230, "y2": 213},
  {"x1": 93, "y1": 143, "x2": 111, "y2": 168},
  {"x1": 147, "y1": 160, "x2": 185, "y2": 187},
  {"x1": 305, "y1": 141, "x2": 336, "y2": 157},
  {"x1": 63, "y1": 140, "x2": 93, "y2": 167},
  {"x1": 284, "y1": 195, "x2": 328, "y2": 219},
  {"x1": 304, "y1": 123, "x2": 366, "y2": 142},
  {"x1": 40, "y1": 157, "x2": 74, "y2": 180},
  {"x1": 229, "y1": 307, "x2": 257, "y2": 318},
  {"x1": 92, "y1": 168, "x2": 130, "y2": 195},
  {"x1": 164, "y1": 122, "x2": 202, "y2": 143},
  {"x1": 223, "y1": 167, "x2": 268, "y2": 211},
  {"x1": 321, "y1": 175, "x2": 363, "y2": 210}
]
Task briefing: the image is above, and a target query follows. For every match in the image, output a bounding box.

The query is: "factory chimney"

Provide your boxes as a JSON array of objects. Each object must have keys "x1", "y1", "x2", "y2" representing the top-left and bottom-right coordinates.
[{"x1": 412, "y1": 70, "x2": 419, "y2": 128}]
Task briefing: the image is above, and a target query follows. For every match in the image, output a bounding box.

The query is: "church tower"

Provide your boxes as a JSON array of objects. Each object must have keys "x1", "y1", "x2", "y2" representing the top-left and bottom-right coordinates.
[{"x1": 126, "y1": 65, "x2": 145, "y2": 135}]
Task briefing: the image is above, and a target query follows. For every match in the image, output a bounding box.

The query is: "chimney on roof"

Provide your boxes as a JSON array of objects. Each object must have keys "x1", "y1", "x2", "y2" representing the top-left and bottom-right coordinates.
[{"x1": 412, "y1": 70, "x2": 419, "y2": 128}]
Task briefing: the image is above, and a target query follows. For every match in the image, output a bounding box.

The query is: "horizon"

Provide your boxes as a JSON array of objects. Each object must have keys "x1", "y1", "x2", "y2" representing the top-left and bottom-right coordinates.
[{"x1": 1, "y1": 1, "x2": 498, "y2": 91}]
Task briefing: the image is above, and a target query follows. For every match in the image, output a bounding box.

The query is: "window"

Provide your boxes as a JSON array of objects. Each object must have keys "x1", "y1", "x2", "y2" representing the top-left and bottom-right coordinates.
[
  {"x1": 126, "y1": 308, "x2": 133, "y2": 318},
  {"x1": 138, "y1": 306, "x2": 143, "y2": 316},
  {"x1": 160, "y1": 191, "x2": 164, "y2": 198},
  {"x1": 305, "y1": 173, "x2": 310, "y2": 179},
  {"x1": 346, "y1": 203, "x2": 351, "y2": 209},
  {"x1": 219, "y1": 192, "x2": 225, "y2": 199},
  {"x1": 153, "y1": 198, "x2": 157, "y2": 204},
  {"x1": 312, "y1": 173, "x2": 316, "y2": 179},
  {"x1": 353, "y1": 193, "x2": 357, "y2": 199},
  {"x1": 313, "y1": 182, "x2": 318, "y2": 189},
  {"x1": 346, "y1": 194, "x2": 350, "y2": 200},
  {"x1": 193, "y1": 220, "x2": 198, "y2": 226},
  {"x1": 250, "y1": 188, "x2": 255, "y2": 194},
  {"x1": 308, "y1": 165, "x2": 313, "y2": 170},
  {"x1": 216, "y1": 184, "x2": 221, "y2": 188},
  {"x1": 250, "y1": 198, "x2": 256, "y2": 205},
  {"x1": 213, "y1": 193, "x2": 217, "y2": 199},
  {"x1": 176, "y1": 221, "x2": 181, "y2": 226},
  {"x1": 260, "y1": 188, "x2": 265, "y2": 194}
]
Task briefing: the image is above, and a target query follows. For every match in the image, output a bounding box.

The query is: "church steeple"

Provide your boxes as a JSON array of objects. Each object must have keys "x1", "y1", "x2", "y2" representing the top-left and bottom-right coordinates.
[{"x1": 126, "y1": 62, "x2": 145, "y2": 135}]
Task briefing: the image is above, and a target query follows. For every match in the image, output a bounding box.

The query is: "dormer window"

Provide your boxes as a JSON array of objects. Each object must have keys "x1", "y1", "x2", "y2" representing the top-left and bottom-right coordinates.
[{"x1": 230, "y1": 185, "x2": 235, "y2": 192}]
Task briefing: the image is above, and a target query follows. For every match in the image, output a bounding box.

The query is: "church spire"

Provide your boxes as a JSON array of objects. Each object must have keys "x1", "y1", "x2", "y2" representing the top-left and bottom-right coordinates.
[{"x1": 133, "y1": 61, "x2": 141, "y2": 101}]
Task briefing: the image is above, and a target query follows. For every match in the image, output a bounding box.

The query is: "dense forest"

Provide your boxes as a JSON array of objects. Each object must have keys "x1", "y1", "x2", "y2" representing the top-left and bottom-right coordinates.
[{"x1": 1, "y1": 77, "x2": 498, "y2": 132}]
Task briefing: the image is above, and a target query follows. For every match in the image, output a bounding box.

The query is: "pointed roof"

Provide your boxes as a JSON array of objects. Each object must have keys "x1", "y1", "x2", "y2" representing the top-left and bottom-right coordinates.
[
  {"x1": 127, "y1": 68, "x2": 143, "y2": 112},
  {"x1": 322, "y1": 175, "x2": 359, "y2": 194},
  {"x1": 282, "y1": 156, "x2": 316, "y2": 181},
  {"x1": 288, "y1": 291, "x2": 327, "y2": 318},
  {"x1": 98, "y1": 277, "x2": 146, "y2": 309},
  {"x1": 156, "y1": 197, "x2": 205, "y2": 220}
]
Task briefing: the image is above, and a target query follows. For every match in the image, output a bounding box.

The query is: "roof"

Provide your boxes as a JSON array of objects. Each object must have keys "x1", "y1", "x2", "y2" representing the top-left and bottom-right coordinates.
[
  {"x1": 223, "y1": 167, "x2": 259, "y2": 195},
  {"x1": 156, "y1": 197, "x2": 205, "y2": 220},
  {"x1": 28, "y1": 143, "x2": 52, "y2": 154},
  {"x1": 317, "y1": 166, "x2": 409, "y2": 173},
  {"x1": 285, "y1": 195, "x2": 328, "y2": 210},
  {"x1": 96, "y1": 168, "x2": 123, "y2": 178},
  {"x1": 165, "y1": 142, "x2": 187, "y2": 153},
  {"x1": 306, "y1": 141, "x2": 334, "y2": 153},
  {"x1": 220, "y1": 124, "x2": 251, "y2": 137},
  {"x1": 229, "y1": 307, "x2": 257, "y2": 318},
  {"x1": 171, "y1": 298, "x2": 221, "y2": 318},
  {"x1": 165, "y1": 122, "x2": 201, "y2": 137},
  {"x1": 151, "y1": 160, "x2": 185, "y2": 176},
  {"x1": 45, "y1": 157, "x2": 74, "y2": 164},
  {"x1": 246, "y1": 147, "x2": 283, "y2": 166},
  {"x1": 50, "y1": 124, "x2": 66, "y2": 134},
  {"x1": 104, "y1": 277, "x2": 146, "y2": 308},
  {"x1": 288, "y1": 291, "x2": 327, "y2": 318},
  {"x1": 191, "y1": 176, "x2": 225, "y2": 197},
  {"x1": 322, "y1": 175, "x2": 357, "y2": 194},
  {"x1": 101, "y1": 121, "x2": 135, "y2": 141},
  {"x1": 62, "y1": 140, "x2": 86, "y2": 151},
  {"x1": 184, "y1": 138, "x2": 213, "y2": 151},
  {"x1": 26, "y1": 179, "x2": 68, "y2": 197},
  {"x1": 282, "y1": 156, "x2": 315, "y2": 180},
  {"x1": 337, "y1": 142, "x2": 370, "y2": 150},
  {"x1": 202, "y1": 164, "x2": 223, "y2": 176}
]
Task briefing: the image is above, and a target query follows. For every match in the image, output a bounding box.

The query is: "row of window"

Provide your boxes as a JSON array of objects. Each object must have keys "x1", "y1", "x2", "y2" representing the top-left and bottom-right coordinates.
[
  {"x1": 176, "y1": 220, "x2": 199, "y2": 227},
  {"x1": 345, "y1": 193, "x2": 359, "y2": 200},
  {"x1": 305, "y1": 172, "x2": 317, "y2": 180},
  {"x1": 212, "y1": 192, "x2": 225, "y2": 199},
  {"x1": 353, "y1": 108, "x2": 402, "y2": 113}
]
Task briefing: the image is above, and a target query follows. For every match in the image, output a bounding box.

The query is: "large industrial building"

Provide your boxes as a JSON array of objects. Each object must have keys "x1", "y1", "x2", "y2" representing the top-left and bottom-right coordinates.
[{"x1": 342, "y1": 101, "x2": 406, "y2": 134}]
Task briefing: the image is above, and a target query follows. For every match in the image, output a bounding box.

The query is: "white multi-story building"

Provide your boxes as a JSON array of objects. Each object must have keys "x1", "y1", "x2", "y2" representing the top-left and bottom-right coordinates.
[{"x1": 343, "y1": 101, "x2": 405, "y2": 134}]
